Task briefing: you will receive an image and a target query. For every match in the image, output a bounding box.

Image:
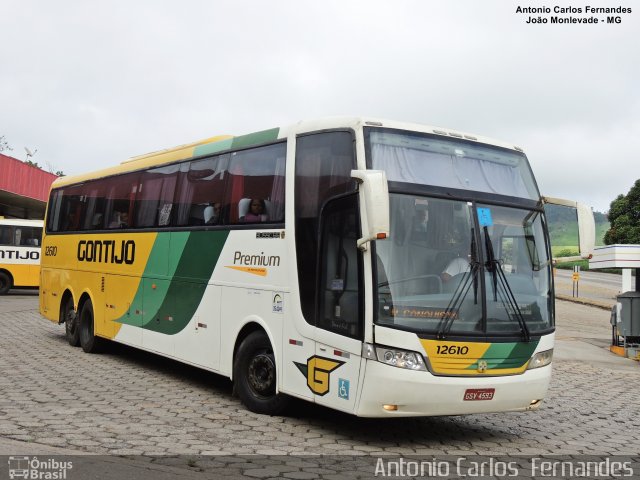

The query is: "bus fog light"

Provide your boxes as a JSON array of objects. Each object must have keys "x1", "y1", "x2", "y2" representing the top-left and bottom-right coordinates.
[
  {"x1": 527, "y1": 349, "x2": 553, "y2": 370},
  {"x1": 375, "y1": 346, "x2": 426, "y2": 371},
  {"x1": 383, "y1": 404, "x2": 398, "y2": 411}
]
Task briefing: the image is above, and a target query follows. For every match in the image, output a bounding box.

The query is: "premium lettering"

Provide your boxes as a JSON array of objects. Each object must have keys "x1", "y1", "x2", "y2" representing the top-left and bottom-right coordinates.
[
  {"x1": 77, "y1": 240, "x2": 135, "y2": 265},
  {"x1": 233, "y1": 251, "x2": 280, "y2": 267}
]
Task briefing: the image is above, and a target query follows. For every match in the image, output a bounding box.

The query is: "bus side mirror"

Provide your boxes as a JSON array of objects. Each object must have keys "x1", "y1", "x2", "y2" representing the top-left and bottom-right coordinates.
[
  {"x1": 543, "y1": 196, "x2": 596, "y2": 261},
  {"x1": 351, "y1": 169, "x2": 390, "y2": 251}
]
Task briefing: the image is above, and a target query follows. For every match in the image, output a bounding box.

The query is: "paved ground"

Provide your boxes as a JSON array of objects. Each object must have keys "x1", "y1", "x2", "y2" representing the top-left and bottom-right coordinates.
[{"x1": 0, "y1": 291, "x2": 638, "y2": 477}]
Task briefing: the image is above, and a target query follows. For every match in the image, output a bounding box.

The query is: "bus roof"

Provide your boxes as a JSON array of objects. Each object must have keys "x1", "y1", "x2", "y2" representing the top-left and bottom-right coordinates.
[
  {"x1": 0, "y1": 218, "x2": 44, "y2": 227},
  {"x1": 50, "y1": 117, "x2": 525, "y2": 190}
]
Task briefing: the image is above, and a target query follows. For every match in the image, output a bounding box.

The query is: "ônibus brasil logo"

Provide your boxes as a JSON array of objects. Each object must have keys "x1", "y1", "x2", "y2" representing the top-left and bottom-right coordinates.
[{"x1": 8, "y1": 456, "x2": 72, "y2": 480}]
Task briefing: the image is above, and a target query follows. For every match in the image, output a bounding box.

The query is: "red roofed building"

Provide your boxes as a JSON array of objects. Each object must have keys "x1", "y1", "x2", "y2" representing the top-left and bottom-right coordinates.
[{"x1": 0, "y1": 153, "x2": 59, "y2": 219}]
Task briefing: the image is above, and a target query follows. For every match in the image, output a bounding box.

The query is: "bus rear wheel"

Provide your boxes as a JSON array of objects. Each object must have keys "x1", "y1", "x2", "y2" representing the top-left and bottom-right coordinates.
[
  {"x1": 62, "y1": 297, "x2": 79, "y2": 347},
  {"x1": 234, "y1": 331, "x2": 290, "y2": 415},
  {"x1": 78, "y1": 299, "x2": 105, "y2": 353},
  {"x1": 0, "y1": 271, "x2": 12, "y2": 295}
]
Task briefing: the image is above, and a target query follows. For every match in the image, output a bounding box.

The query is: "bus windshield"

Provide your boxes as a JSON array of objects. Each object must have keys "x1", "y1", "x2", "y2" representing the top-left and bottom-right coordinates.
[
  {"x1": 367, "y1": 128, "x2": 540, "y2": 201},
  {"x1": 375, "y1": 195, "x2": 553, "y2": 336}
]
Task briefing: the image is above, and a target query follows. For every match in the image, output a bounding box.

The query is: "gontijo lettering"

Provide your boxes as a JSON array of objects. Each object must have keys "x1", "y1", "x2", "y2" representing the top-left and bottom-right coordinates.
[
  {"x1": 77, "y1": 240, "x2": 135, "y2": 264},
  {"x1": 0, "y1": 249, "x2": 40, "y2": 260}
]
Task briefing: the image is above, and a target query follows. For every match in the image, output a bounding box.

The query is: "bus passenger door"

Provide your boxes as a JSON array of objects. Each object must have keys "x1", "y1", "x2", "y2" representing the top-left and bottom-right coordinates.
[{"x1": 312, "y1": 194, "x2": 364, "y2": 413}]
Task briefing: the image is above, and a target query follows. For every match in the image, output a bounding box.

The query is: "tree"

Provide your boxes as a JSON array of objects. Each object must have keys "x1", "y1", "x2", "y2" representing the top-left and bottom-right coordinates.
[
  {"x1": 0, "y1": 135, "x2": 12, "y2": 152},
  {"x1": 604, "y1": 179, "x2": 640, "y2": 244}
]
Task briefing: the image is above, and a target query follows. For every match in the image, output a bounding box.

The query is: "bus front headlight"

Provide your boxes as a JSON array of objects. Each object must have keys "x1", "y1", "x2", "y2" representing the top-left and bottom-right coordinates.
[
  {"x1": 375, "y1": 346, "x2": 427, "y2": 371},
  {"x1": 527, "y1": 349, "x2": 553, "y2": 370}
]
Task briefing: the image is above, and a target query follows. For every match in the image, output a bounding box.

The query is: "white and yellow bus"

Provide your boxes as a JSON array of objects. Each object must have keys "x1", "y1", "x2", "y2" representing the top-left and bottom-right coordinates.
[
  {"x1": 0, "y1": 218, "x2": 43, "y2": 294},
  {"x1": 39, "y1": 118, "x2": 594, "y2": 417}
]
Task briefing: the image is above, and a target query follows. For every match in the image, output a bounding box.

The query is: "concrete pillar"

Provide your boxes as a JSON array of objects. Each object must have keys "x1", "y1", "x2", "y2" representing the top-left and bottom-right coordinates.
[{"x1": 622, "y1": 269, "x2": 632, "y2": 293}]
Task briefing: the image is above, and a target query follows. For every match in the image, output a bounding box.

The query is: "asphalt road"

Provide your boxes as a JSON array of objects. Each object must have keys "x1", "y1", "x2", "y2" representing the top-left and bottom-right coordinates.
[{"x1": 554, "y1": 269, "x2": 623, "y2": 307}]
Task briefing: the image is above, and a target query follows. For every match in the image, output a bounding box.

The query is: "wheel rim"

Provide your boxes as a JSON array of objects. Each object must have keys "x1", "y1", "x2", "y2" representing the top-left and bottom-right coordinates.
[{"x1": 247, "y1": 352, "x2": 276, "y2": 397}]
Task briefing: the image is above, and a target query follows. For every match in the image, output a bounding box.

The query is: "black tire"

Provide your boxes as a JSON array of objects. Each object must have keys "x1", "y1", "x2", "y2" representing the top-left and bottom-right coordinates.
[
  {"x1": 62, "y1": 296, "x2": 80, "y2": 347},
  {"x1": 233, "y1": 331, "x2": 290, "y2": 415},
  {"x1": 78, "y1": 299, "x2": 105, "y2": 353},
  {"x1": 0, "y1": 271, "x2": 12, "y2": 295}
]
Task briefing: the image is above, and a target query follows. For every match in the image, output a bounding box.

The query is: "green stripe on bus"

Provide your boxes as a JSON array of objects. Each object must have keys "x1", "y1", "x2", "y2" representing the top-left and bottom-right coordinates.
[
  {"x1": 194, "y1": 138, "x2": 234, "y2": 157},
  {"x1": 465, "y1": 340, "x2": 539, "y2": 370},
  {"x1": 192, "y1": 129, "x2": 279, "y2": 157},
  {"x1": 141, "y1": 230, "x2": 229, "y2": 335},
  {"x1": 116, "y1": 231, "x2": 229, "y2": 335},
  {"x1": 230, "y1": 128, "x2": 280, "y2": 149},
  {"x1": 115, "y1": 232, "x2": 177, "y2": 330}
]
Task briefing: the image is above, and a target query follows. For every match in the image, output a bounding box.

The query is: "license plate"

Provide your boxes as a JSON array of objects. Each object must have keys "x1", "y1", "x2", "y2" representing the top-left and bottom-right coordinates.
[{"x1": 463, "y1": 388, "x2": 495, "y2": 401}]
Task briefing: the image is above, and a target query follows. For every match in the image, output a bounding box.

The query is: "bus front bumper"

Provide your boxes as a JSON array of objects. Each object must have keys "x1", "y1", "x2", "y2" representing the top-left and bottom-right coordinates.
[{"x1": 355, "y1": 360, "x2": 551, "y2": 417}]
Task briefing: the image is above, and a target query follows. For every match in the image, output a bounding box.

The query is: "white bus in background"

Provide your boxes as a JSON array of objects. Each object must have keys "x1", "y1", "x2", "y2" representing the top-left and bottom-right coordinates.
[{"x1": 0, "y1": 218, "x2": 43, "y2": 294}]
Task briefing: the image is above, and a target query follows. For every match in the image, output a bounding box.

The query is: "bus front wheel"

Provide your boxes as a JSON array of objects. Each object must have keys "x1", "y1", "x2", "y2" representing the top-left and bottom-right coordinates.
[
  {"x1": 78, "y1": 299, "x2": 105, "y2": 353},
  {"x1": 0, "y1": 271, "x2": 12, "y2": 295},
  {"x1": 234, "y1": 331, "x2": 290, "y2": 415}
]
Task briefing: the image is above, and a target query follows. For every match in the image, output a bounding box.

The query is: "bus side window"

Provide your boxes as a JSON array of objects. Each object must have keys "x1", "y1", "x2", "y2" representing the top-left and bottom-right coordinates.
[
  {"x1": 226, "y1": 143, "x2": 286, "y2": 224},
  {"x1": 15, "y1": 227, "x2": 40, "y2": 246},
  {"x1": 47, "y1": 190, "x2": 64, "y2": 232},
  {"x1": 174, "y1": 154, "x2": 228, "y2": 226},
  {"x1": 104, "y1": 172, "x2": 139, "y2": 229},
  {"x1": 294, "y1": 131, "x2": 357, "y2": 325},
  {"x1": 0, "y1": 226, "x2": 12, "y2": 245},
  {"x1": 135, "y1": 165, "x2": 179, "y2": 228}
]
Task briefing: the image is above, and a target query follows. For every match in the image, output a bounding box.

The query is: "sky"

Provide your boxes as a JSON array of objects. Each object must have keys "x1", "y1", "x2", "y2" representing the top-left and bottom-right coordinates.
[{"x1": 1, "y1": 0, "x2": 638, "y2": 213}]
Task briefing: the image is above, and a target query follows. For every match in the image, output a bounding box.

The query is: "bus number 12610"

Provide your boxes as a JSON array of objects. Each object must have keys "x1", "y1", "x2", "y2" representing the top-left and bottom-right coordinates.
[{"x1": 436, "y1": 345, "x2": 469, "y2": 355}]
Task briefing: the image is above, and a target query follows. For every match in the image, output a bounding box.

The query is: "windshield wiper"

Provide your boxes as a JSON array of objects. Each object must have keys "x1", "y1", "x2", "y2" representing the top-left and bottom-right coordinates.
[
  {"x1": 436, "y1": 228, "x2": 480, "y2": 339},
  {"x1": 483, "y1": 226, "x2": 531, "y2": 342}
]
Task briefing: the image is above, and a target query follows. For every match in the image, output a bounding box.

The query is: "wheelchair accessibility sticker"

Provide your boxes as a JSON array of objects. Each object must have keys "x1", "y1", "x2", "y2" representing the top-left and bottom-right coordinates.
[{"x1": 338, "y1": 378, "x2": 350, "y2": 400}]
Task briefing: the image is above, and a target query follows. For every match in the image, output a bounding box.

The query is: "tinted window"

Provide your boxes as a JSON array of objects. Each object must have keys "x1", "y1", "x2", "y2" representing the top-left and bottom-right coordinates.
[
  {"x1": 367, "y1": 128, "x2": 540, "y2": 200},
  {"x1": 0, "y1": 226, "x2": 13, "y2": 245},
  {"x1": 58, "y1": 185, "x2": 85, "y2": 232},
  {"x1": 175, "y1": 154, "x2": 229, "y2": 226},
  {"x1": 45, "y1": 142, "x2": 287, "y2": 232},
  {"x1": 47, "y1": 191, "x2": 64, "y2": 232},
  {"x1": 17, "y1": 227, "x2": 42, "y2": 246},
  {"x1": 227, "y1": 143, "x2": 286, "y2": 224},
  {"x1": 80, "y1": 183, "x2": 107, "y2": 230},
  {"x1": 295, "y1": 131, "x2": 356, "y2": 323},
  {"x1": 104, "y1": 172, "x2": 139, "y2": 229},
  {"x1": 135, "y1": 165, "x2": 179, "y2": 228}
]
